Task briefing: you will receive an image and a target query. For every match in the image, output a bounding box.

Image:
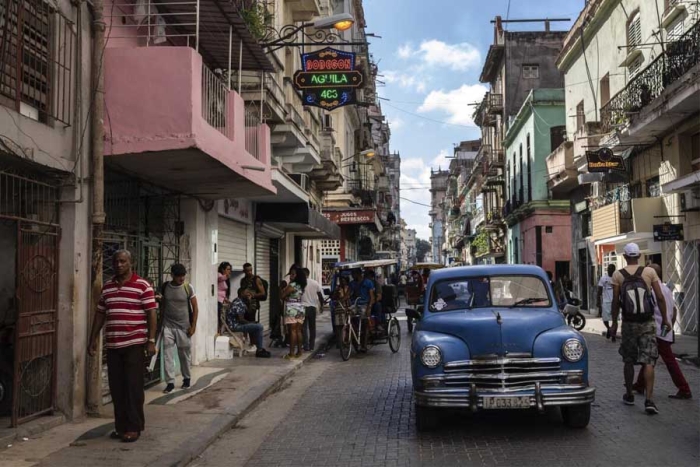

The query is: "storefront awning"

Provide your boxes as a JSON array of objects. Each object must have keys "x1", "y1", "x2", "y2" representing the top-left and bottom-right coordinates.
[
  {"x1": 661, "y1": 170, "x2": 700, "y2": 195},
  {"x1": 255, "y1": 203, "x2": 340, "y2": 239}
]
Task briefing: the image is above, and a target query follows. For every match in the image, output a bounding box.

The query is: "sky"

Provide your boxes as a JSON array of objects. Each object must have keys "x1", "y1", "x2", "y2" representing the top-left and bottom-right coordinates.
[{"x1": 362, "y1": 0, "x2": 584, "y2": 240}]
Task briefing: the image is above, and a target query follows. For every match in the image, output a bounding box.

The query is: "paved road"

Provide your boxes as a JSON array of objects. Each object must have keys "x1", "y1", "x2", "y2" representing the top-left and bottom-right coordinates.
[{"x1": 191, "y1": 315, "x2": 700, "y2": 467}]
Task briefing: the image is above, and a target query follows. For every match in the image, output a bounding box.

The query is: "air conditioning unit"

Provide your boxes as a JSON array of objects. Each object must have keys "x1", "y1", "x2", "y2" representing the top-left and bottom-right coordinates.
[{"x1": 680, "y1": 188, "x2": 700, "y2": 212}]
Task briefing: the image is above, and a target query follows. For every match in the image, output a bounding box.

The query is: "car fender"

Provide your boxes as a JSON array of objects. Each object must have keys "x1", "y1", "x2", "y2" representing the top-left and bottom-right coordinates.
[
  {"x1": 411, "y1": 330, "x2": 470, "y2": 388},
  {"x1": 533, "y1": 325, "x2": 588, "y2": 379}
]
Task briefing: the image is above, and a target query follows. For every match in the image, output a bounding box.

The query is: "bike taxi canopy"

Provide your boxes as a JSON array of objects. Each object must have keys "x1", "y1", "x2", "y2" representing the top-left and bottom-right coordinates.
[{"x1": 410, "y1": 262, "x2": 445, "y2": 271}]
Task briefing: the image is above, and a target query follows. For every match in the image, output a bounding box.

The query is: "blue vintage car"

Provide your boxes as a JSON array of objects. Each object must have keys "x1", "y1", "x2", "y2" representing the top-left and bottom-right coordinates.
[{"x1": 407, "y1": 265, "x2": 594, "y2": 431}]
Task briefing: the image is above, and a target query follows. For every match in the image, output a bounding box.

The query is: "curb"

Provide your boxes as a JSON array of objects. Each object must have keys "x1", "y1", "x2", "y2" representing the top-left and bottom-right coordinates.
[{"x1": 150, "y1": 330, "x2": 334, "y2": 467}]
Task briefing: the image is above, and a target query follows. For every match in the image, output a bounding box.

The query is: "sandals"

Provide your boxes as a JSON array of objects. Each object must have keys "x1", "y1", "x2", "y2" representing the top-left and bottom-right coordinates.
[{"x1": 122, "y1": 432, "x2": 140, "y2": 443}]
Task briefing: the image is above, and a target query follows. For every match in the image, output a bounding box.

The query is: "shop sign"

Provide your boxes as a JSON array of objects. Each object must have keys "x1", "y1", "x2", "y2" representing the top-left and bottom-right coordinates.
[
  {"x1": 653, "y1": 223, "x2": 684, "y2": 242},
  {"x1": 293, "y1": 47, "x2": 364, "y2": 111},
  {"x1": 218, "y1": 198, "x2": 252, "y2": 224},
  {"x1": 586, "y1": 147, "x2": 625, "y2": 172},
  {"x1": 574, "y1": 200, "x2": 588, "y2": 213},
  {"x1": 323, "y1": 210, "x2": 375, "y2": 224}
]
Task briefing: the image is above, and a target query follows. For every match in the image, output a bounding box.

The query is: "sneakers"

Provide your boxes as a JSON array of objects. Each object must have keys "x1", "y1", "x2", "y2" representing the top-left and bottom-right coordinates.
[
  {"x1": 246, "y1": 344, "x2": 257, "y2": 353},
  {"x1": 163, "y1": 383, "x2": 175, "y2": 394},
  {"x1": 645, "y1": 400, "x2": 659, "y2": 415},
  {"x1": 623, "y1": 393, "x2": 635, "y2": 405},
  {"x1": 256, "y1": 348, "x2": 271, "y2": 358},
  {"x1": 668, "y1": 391, "x2": 692, "y2": 400},
  {"x1": 182, "y1": 378, "x2": 191, "y2": 389}
]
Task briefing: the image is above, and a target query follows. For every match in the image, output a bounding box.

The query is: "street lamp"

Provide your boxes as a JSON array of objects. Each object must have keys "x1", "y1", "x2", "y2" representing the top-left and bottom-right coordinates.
[{"x1": 261, "y1": 13, "x2": 364, "y2": 52}]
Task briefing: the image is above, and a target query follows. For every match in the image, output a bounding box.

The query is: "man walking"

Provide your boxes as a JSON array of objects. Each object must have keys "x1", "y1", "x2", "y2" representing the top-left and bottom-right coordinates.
[
  {"x1": 597, "y1": 263, "x2": 616, "y2": 341},
  {"x1": 88, "y1": 250, "x2": 157, "y2": 442},
  {"x1": 611, "y1": 243, "x2": 671, "y2": 415},
  {"x1": 301, "y1": 267, "x2": 324, "y2": 352},
  {"x1": 158, "y1": 264, "x2": 199, "y2": 394},
  {"x1": 633, "y1": 263, "x2": 692, "y2": 400}
]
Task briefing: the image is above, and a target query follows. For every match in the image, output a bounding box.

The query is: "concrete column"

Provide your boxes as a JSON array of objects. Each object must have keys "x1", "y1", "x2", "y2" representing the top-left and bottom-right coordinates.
[
  {"x1": 56, "y1": 187, "x2": 91, "y2": 420},
  {"x1": 181, "y1": 199, "x2": 218, "y2": 365}
]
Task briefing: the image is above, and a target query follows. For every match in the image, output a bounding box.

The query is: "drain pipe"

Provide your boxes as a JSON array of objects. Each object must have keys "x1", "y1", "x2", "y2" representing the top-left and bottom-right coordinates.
[{"x1": 87, "y1": 0, "x2": 106, "y2": 415}]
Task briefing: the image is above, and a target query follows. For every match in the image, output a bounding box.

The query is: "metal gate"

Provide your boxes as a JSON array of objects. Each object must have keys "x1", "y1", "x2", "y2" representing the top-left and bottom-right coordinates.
[
  {"x1": 663, "y1": 240, "x2": 699, "y2": 336},
  {"x1": 13, "y1": 222, "x2": 59, "y2": 425},
  {"x1": 0, "y1": 169, "x2": 60, "y2": 427},
  {"x1": 100, "y1": 170, "x2": 181, "y2": 401}
]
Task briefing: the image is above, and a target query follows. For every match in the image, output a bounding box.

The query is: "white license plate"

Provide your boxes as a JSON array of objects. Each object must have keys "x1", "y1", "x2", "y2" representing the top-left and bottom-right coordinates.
[{"x1": 482, "y1": 396, "x2": 531, "y2": 409}]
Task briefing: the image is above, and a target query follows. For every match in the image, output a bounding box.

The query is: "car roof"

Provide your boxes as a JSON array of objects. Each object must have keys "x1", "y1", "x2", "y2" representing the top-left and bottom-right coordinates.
[{"x1": 429, "y1": 264, "x2": 549, "y2": 281}]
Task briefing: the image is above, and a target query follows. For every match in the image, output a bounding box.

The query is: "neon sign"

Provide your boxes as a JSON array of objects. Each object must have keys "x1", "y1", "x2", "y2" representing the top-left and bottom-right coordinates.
[{"x1": 294, "y1": 47, "x2": 364, "y2": 111}]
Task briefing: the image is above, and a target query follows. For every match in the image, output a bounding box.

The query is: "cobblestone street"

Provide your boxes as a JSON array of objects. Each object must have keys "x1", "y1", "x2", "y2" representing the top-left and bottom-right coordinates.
[{"x1": 191, "y1": 317, "x2": 700, "y2": 467}]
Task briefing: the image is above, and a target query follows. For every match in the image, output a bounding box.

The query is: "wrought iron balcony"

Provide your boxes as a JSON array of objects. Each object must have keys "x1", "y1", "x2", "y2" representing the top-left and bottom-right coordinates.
[
  {"x1": 487, "y1": 93, "x2": 503, "y2": 114},
  {"x1": 601, "y1": 19, "x2": 700, "y2": 133}
]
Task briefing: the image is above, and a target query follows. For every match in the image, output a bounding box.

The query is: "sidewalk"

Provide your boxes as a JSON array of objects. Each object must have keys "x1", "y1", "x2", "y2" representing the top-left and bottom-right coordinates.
[
  {"x1": 579, "y1": 309, "x2": 699, "y2": 366},
  {"x1": 1, "y1": 313, "x2": 334, "y2": 467}
]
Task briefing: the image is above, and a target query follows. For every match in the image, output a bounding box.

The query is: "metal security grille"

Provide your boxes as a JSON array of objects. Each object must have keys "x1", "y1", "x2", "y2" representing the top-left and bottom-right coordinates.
[
  {"x1": 0, "y1": 0, "x2": 74, "y2": 125},
  {"x1": 0, "y1": 170, "x2": 60, "y2": 427},
  {"x1": 663, "y1": 241, "x2": 699, "y2": 336},
  {"x1": 100, "y1": 171, "x2": 181, "y2": 401}
]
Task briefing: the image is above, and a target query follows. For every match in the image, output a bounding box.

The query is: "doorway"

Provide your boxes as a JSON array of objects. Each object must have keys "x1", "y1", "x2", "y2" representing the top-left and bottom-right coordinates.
[{"x1": 578, "y1": 248, "x2": 589, "y2": 310}]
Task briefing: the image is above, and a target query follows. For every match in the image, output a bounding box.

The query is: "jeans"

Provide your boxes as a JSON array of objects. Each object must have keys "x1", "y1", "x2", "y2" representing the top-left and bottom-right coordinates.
[
  {"x1": 233, "y1": 322, "x2": 264, "y2": 349},
  {"x1": 303, "y1": 306, "x2": 317, "y2": 350},
  {"x1": 372, "y1": 302, "x2": 385, "y2": 325},
  {"x1": 163, "y1": 326, "x2": 191, "y2": 384}
]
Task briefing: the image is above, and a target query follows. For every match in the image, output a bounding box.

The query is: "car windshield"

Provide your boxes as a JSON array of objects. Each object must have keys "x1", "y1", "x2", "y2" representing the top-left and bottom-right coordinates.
[{"x1": 428, "y1": 275, "x2": 551, "y2": 311}]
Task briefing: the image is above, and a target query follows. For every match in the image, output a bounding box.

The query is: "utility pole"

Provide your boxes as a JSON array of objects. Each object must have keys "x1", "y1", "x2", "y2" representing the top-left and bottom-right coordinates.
[{"x1": 87, "y1": 0, "x2": 106, "y2": 415}]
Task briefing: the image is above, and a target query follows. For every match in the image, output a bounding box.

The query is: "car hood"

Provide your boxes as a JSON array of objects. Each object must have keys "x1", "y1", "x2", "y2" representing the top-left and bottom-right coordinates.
[{"x1": 421, "y1": 308, "x2": 564, "y2": 357}]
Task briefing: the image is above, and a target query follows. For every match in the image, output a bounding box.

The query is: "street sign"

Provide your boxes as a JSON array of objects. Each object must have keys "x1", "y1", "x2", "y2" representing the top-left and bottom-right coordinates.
[
  {"x1": 294, "y1": 47, "x2": 364, "y2": 111},
  {"x1": 586, "y1": 147, "x2": 625, "y2": 172},
  {"x1": 653, "y1": 223, "x2": 684, "y2": 241}
]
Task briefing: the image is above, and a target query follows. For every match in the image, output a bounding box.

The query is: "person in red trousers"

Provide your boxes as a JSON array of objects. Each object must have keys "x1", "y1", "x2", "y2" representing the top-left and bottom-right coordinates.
[{"x1": 634, "y1": 263, "x2": 692, "y2": 399}]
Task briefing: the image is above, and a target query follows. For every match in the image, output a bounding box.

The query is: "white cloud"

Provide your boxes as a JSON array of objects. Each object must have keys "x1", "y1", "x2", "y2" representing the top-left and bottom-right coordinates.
[
  {"x1": 417, "y1": 84, "x2": 488, "y2": 126},
  {"x1": 398, "y1": 149, "x2": 452, "y2": 240},
  {"x1": 387, "y1": 116, "x2": 404, "y2": 131},
  {"x1": 383, "y1": 70, "x2": 427, "y2": 93},
  {"x1": 397, "y1": 40, "x2": 481, "y2": 71}
]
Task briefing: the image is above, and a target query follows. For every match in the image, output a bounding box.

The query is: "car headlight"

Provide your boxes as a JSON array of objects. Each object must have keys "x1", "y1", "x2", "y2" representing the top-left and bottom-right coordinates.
[
  {"x1": 420, "y1": 346, "x2": 442, "y2": 368},
  {"x1": 562, "y1": 339, "x2": 585, "y2": 362}
]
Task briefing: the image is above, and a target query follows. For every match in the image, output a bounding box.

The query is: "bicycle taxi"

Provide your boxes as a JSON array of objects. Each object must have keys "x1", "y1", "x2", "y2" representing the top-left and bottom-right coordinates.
[
  {"x1": 328, "y1": 259, "x2": 401, "y2": 360},
  {"x1": 405, "y1": 263, "x2": 445, "y2": 333}
]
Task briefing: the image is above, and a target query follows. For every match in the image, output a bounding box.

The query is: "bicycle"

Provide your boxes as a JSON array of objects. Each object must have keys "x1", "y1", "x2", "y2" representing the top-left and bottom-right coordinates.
[{"x1": 339, "y1": 299, "x2": 366, "y2": 361}]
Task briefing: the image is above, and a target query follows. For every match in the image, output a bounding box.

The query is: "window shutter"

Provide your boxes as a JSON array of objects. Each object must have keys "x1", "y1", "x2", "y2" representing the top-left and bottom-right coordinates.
[{"x1": 628, "y1": 15, "x2": 642, "y2": 49}]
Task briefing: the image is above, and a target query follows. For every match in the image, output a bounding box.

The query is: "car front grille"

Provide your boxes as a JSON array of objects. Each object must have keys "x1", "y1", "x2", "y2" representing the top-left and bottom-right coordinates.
[{"x1": 440, "y1": 357, "x2": 564, "y2": 390}]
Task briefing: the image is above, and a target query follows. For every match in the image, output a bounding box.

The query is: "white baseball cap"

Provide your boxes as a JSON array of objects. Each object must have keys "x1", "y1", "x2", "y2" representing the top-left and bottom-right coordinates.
[{"x1": 623, "y1": 243, "x2": 641, "y2": 257}]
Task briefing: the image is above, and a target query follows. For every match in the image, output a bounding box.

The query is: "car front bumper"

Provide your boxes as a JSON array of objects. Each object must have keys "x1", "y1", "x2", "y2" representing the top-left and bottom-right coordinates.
[{"x1": 414, "y1": 384, "x2": 595, "y2": 411}]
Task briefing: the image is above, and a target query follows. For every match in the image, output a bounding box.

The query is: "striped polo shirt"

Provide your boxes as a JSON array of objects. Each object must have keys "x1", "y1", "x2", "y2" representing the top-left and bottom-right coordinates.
[{"x1": 98, "y1": 273, "x2": 157, "y2": 349}]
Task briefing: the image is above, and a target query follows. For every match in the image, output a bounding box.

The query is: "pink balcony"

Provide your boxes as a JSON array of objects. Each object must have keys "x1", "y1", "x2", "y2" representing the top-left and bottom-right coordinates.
[{"x1": 104, "y1": 47, "x2": 275, "y2": 199}]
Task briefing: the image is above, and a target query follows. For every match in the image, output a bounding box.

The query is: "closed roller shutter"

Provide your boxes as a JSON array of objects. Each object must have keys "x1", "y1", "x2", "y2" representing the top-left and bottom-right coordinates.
[
  {"x1": 219, "y1": 217, "x2": 248, "y2": 270},
  {"x1": 255, "y1": 236, "x2": 271, "y2": 330}
]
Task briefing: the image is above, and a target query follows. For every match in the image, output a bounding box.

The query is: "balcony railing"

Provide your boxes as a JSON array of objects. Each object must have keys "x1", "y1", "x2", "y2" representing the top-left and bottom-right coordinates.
[
  {"x1": 488, "y1": 93, "x2": 503, "y2": 114},
  {"x1": 601, "y1": 19, "x2": 700, "y2": 132},
  {"x1": 245, "y1": 106, "x2": 261, "y2": 160},
  {"x1": 284, "y1": 79, "x2": 306, "y2": 130},
  {"x1": 202, "y1": 64, "x2": 234, "y2": 140}
]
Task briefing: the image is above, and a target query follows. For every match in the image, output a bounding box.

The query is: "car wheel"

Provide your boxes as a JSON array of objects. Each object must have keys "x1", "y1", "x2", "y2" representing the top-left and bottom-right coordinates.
[
  {"x1": 0, "y1": 367, "x2": 12, "y2": 416},
  {"x1": 388, "y1": 318, "x2": 400, "y2": 353},
  {"x1": 415, "y1": 404, "x2": 438, "y2": 432},
  {"x1": 339, "y1": 324, "x2": 352, "y2": 361},
  {"x1": 562, "y1": 404, "x2": 591, "y2": 428}
]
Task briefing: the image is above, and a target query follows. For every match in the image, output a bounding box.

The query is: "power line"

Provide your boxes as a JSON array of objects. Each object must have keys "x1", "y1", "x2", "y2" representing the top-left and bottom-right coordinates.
[
  {"x1": 400, "y1": 196, "x2": 433, "y2": 207},
  {"x1": 382, "y1": 101, "x2": 476, "y2": 129}
]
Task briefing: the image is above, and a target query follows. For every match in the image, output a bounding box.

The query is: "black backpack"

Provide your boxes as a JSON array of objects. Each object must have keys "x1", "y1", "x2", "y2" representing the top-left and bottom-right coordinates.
[
  {"x1": 256, "y1": 276, "x2": 269, "y2": 302},
  {"x1": 619, "y1": 267, "x2": 655, "y2": 323}
]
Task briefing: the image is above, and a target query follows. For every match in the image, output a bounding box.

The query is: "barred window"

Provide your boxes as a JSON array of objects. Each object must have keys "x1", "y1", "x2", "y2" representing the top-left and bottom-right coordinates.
[{"x1": 0, "y1": 0, "x2": 73, "y2": 125}]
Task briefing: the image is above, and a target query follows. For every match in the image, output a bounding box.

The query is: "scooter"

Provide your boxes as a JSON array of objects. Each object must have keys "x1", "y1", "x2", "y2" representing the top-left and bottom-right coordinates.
[{"x1": 562, "y1": 297, "x2": 586, "y2": 331}]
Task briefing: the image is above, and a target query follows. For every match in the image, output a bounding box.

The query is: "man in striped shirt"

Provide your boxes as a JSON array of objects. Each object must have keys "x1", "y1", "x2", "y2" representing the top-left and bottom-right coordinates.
[{"x1": 88, "y1": 249, "x2": 158, "y2": 443}]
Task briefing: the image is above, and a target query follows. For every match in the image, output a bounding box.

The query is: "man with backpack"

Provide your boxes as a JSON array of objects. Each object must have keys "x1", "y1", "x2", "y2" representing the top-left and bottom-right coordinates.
[
  {"x1": 240, "y1": 263, "x2": 267, "y2": 323},
  {"x1": 611, "y1": 243, "x2": 671, "y2": 415},
  {"x1": 157, "y1": 264, "x2": 198, "y2": 394}
]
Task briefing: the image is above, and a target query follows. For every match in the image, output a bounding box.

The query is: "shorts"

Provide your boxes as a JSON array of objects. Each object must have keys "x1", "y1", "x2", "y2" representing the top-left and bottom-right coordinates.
[
  {"x1": 284, "y1": 305, "x2": 305, "y2": 325},
  {"x1": 619, "y1": 320, "x2": 658, "y2": 365},
  {"x1": 601, "y1": 301, "x2": 612, "y2": 321}
]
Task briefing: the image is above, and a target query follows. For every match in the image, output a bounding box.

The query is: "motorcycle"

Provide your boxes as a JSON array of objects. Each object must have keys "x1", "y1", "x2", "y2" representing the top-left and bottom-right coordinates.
[{"x1": 562, "y1": 297, "x2": 586, "y2": 331}]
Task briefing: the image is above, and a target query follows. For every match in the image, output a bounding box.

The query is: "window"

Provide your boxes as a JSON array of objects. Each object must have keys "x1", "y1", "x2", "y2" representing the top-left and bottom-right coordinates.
[
  {"x1": 600, "y1": 73, "x2": 610, "y2": 107},
  {"x1": 646, "y1": 176, "x2": 660, "y2": 198},
  {"x1": 629, "y1": 56, "x2": 644, "y2": 77},
  {"x1": 526, "y1": 134, "x2": 532, "y2": 202},
  {"x1": 576, "y1": 101, "x2": 585, "y2": 131},
  {"x1": 428, "y1": 276, "x2": 551, "y2": 310},
  {"x1": 545, "y1": 226, "x2": 553, "y2": 234},
  {"x1": 666, "y1": 17, "x2": 684, "y2": 41},
  {"x1": 523, "y1": 64, "x2": 539, "y2": 79},
  {"x1": 550, "y1": 126, "x2": 566, "y2": 152},
  {"x1": 0, "y1": 0, "x2": 73, "y2": 125},
  {"x1": 627, "y1": 11, "x2": 642, "y2": 50}
]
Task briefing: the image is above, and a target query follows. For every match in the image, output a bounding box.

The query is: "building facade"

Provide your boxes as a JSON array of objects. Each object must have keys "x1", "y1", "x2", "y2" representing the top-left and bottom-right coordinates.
[
  {"x1": 429, "y1": 169, "x2": 449, "y2": 264},
  {"x1": 550, "y1": 0, "x2": 699, "y2": 333},
  {"x1": 503, "y1": 89, "x2": 571, "y2": 278}
]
